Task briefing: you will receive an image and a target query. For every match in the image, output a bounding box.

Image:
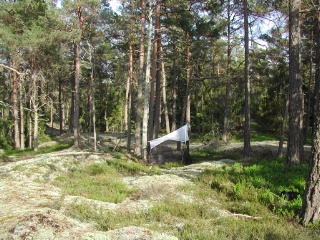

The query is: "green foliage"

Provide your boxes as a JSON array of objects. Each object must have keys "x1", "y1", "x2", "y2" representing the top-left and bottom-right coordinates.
[
  {"x1": 198, "y1": 157, "x2": 308, "y2": 218},
  {"x1": 0, "y1": 118, "x2": 13, "y2": 150}
]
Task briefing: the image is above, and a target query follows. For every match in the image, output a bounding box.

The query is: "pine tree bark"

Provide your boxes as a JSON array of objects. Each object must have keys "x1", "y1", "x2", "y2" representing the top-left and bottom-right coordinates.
[
  {"x1": 223, "y1": 0, "x2": 232, "y2": 143},
  {"x1": 73, "y1": 41, "x2": 81, "y2": 148},
  {"x1": 153, "y1": 0, "x2": 162, "y2": 139},
  {"x1": 243, "y1": 0, "x2": 251, "y2": 157},
  {"x1": 135, "y1": 0, "x2": 146, "y2": 157},
  {"x1": 300, "y1": 113, "x2": 320, "y2": 225},
  {"x1": 12, "y1": 60, "x2": 20, "y2": 150},
  {"x1": 171, "y1": 56, "x2": 177, "y2": 132},
  {"x1": 19, "y1": 77, "x2": 25, "y2": 150},
  {"x1": 59, "y1": 78, "x2": 64, "y2": 135},
  {"x1": 186, "y1": 31, "x2": 191, "y2": 126},
  {"x1": 313, "y1": 0, "x2": 320, "y2": 135},
  {"x1": 30, "y1": 54, "x2": 38, "y2": 152},
  {"x1": 300, "y1": 2, "x2": 320, "y2": 225},
  {"x1": 142, "y1": 4, "x2": 153, "y2": 160},
  {"x1": 127, "y1": 38, "x2": 134, "y2": 152},
  {"x1": 286, "y1": 0, "x2": 303, "y2": 166},
  {"x1": 278, "y1": 91, "x2": 289, "y2": 156},
  {"x1": 88, "y1": 42, "x2": 96, "y2": 151},
  {"x1": 161, "y1": 47, "x2": 170, "y2": 134}
]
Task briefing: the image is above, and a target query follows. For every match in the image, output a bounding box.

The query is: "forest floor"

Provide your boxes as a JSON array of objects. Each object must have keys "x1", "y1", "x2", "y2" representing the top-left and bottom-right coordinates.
[{"x1": 0, "y1": 133, "x2": 313, "y2": 239}]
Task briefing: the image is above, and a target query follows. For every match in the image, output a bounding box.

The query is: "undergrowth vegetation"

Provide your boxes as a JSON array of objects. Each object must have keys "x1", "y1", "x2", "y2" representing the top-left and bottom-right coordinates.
[
  {"x1": 53, "y1": 149, "x2": 319, "y2": 239},
  {"x1": 3, "y1": 142, "x2": 71, "y2": 157},
  {"x1": 3, "y1": 131, "x2": 315, "y2": 239}
]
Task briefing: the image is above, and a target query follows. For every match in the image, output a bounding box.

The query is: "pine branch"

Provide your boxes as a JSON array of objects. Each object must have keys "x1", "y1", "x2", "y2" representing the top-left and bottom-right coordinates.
[{"x1": 0, "y1": 63, "x2": 22, "y2": 75}]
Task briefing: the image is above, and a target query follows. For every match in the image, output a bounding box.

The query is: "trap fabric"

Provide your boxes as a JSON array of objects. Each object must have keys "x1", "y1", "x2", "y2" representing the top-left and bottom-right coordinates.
[{"x1": 149, "y1": 124, "x2": 189, "y2": 149}]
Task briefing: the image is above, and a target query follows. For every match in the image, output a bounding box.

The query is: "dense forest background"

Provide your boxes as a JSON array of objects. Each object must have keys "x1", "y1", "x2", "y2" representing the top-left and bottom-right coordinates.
[
  {"x1": 0, "y1": 0, "x2": 316, "y2": 158},
  {"x1": 3, "y1": 0, "x2": 320, "y2": 226}
]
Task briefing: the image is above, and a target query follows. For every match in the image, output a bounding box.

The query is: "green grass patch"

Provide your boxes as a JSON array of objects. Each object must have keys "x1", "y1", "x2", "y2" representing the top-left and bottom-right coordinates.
[
  {"x1": 197, "y1": 158, "x2": 308, "y2": 219},
  {"x1": 65, "y1": 197, "x2": 316, "y2": 240},
  {"x1": 160, "y1": 162, "x2": 185, "y2": 169},
  {"x1": 106, "y1": 158, "x2": 160, "y2": 175},
  {"x1": 4, "y1": 142, "x2": 72, "y2": 157},
  {"x1": 191, "y1": 148, "x2": 242, "y2": 163},
  {"x1": 233, "y1": 132, "x2": 280, "y2": 142},
  {"x1": 54, "y1": 163, "x2": 132, "y2": 203}
]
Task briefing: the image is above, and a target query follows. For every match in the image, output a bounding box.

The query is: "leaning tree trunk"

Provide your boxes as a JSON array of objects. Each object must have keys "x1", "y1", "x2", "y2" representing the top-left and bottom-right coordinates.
[
  {"x1": 243, "y1": 0, "x2": 251, "y2": 157},
  {"x1": 286, "y1": 0, "x2": 303, "y2": 166}
]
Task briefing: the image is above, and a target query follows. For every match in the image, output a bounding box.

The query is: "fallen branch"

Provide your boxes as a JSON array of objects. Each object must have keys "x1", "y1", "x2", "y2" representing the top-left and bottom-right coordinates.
[{"x1": 231, "y1": 213, "x2": 262, "y2": 220}]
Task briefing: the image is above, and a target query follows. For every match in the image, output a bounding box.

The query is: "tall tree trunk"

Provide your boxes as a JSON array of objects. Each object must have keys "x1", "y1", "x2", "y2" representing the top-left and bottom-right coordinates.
[
  {"x1": 28, "y1": 100, "x2": 32, "y2": 148},
  {"x1": 19, "y1": 77, "x2": 25, "y2": 150},
  {"x1": 135, "y1": 0, "x2": 146, "y2": 157},
  {"x1": 59, "y1": 78, "x2": 64, "y2": 135},
  {"x1": 243, "y1": 0, "x2": 251, "y2": 157},
  {"x1": 12, "y1": 60, "x2": 20, "y2": 150},
  {"x1": 304, "y1": 44, "x2": 313, "y2": 143},
  {"x1": 69, "y1": 71, "x2": 75, "y2": 133},
  {"x1": 180, "y1": 31, "x2": 191, "y2": 127},
  {"x1": 301, "y1": 103, "x2": 320, "y2": 225},
  {"x1": 127, "y1": 38, "x2": 134, "y2": 152},
  {"x1": 88, "y1": 42, "x2": 97, "y2": 151},
  {"x1": 300, "y1": 4, "x2": 320, "y2": 224},
  {"x1": 177, "y1": 31, "x2": 191, "y2": 152},
  {"x1": 223, "y1": 0, "x2": 232, "y2": 143},
  {"x1": 186, "y1": 31, "x2": 191, "y2": 126},
  {"x1": 148, "y1": 5, "x2": 157, "y2": 141},
  {"x1": 278, "y1": 91, "x2": 289, "y2": 156},
  {"x1": 142, "y1": 4, "x2": 153, "y2": 160},
  {"x1": 104, "y1": 81, "x2": 109, "y2": 132},
  {"x1": 33, "y1": 107, "x2": 39, "y2": 151},
  {"x1": 125, "y1": 77, "x2": 130, "y2": 133},
  {"x1": 153, "y1": 0, "x2": 162, "y2": 139},
  {"x1": 313, "y1": 0, "x2": 320, "y2": 135},
  {"x1": 171, "y1": 57, "x2": 177, "y2": 131},
  {"x1": 30, "y1": 55, "x2": 39, "y2": 152},
  {"x1": 73, "y1": 41, "x2": 81, "y2": 148},
  {"x1": 286, "y1": 0, "x2": 303, "y2": 166},
  {"x1": 161, "y1": 47, "x2": 170, "y2": 134}
]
